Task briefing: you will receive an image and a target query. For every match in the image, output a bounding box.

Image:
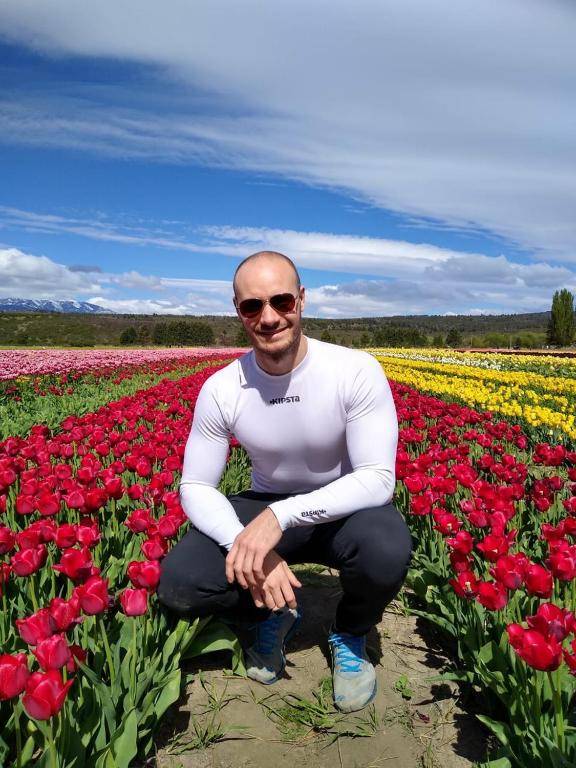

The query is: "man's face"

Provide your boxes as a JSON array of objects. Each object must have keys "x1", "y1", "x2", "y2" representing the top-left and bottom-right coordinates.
[{"x1": 233, "y1": 259, "x2": 305, "y2": 360}]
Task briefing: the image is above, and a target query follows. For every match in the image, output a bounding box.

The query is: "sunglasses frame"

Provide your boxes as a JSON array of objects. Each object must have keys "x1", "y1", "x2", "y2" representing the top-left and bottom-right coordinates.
[{"x1": 236, "y1": 292, "x2": 300, "y2": 319}]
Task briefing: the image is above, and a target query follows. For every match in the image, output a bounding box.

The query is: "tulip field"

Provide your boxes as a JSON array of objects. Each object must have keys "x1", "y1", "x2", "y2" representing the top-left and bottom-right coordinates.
[{"x1": 0, "y1": 346, "x2": 575, "y2": 767}]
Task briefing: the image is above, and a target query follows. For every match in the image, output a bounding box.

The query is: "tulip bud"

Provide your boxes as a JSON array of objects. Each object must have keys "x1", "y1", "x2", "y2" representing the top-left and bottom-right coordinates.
[
  {"x1": 22, "y1": 670, "x2": 74, "y2": 720},
  {"x1": 120, "y1": 587, "x2": 148, "y2": 616},
  {"x1": 0, "y1": 653, "x2": 30, "y2": 700}
]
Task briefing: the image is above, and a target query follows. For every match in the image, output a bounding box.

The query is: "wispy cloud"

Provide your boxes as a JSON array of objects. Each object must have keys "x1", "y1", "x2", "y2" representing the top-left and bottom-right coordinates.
[{"x1": 0, "y1": 1, "x2": 574, "y2": 259}]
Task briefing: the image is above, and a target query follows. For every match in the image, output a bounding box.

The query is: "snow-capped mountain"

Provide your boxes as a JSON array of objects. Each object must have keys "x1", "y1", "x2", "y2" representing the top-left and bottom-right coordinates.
[{"x1": 0, "y1": 298, "x2": 109, "y2": 314}]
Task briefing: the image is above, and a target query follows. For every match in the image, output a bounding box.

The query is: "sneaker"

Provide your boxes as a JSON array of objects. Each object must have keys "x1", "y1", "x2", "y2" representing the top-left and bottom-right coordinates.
[
  {"x1": 328, "y1": 629, "x2": 376, "y2": 712},
  {"x1": 244, "y1": 606, "x2": 300, "y2": 684}
]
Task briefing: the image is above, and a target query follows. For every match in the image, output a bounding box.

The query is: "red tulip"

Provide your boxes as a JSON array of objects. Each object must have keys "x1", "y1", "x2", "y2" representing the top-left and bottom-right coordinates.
[
  {"x1": 524, "y1": 563, "x2": 554, "y2": 598},
  {"x1": 15, "y1": 494, "x2": 35, "y2": 516},
  {"x1": 476, "y1": 534, "x2": 510, "y2": 562},
  {"x1": 548, "y1": 545, "x2": 576, "y2": 582},
  {"x1": 120, "y1": 587, "x2": 148, "y2": 616},
  {"x1": 127, "y1": 559, "x2": 161, "y2": 590},
  {"x1": 36, "y1": 491, "x2": 61, "y2": 517},
  {"x1": 55, "y1": 524, "x2": 77, "y2": 549},
  {"x1": 449, "y1": 570, "x2": 479, "y2": 599},
  {"x1": 66, "y1": 644, "x2": 87, "y2": 674},
  {"x1": 65, "y1": 490, "x2": 85, "y2": 509},
  {"x1": 53, "y1": 546, "x2": 93, "y2": 582},
  {"x1": 446, "y1": 530, "x2": 474, "y2": 554},
  {"x1": 141, "y1": 535, "x2": 168, "y2": 560},
  {"x1": 16, "y1": 609, "x2": 56, "y2": 645},
  {"x1": 22, "y1": 670, "x2": 74, "y2": 720},
  {"x1": 0, "y1": 526, "x2": 16, "y2": 555},
  {"x1": 33, "y1": 634, "x2": 72, "y2": 671},
  {"x1": 16, "y1": 529, "x2": 41, "y2": 550},
  {"x1": 76, "y1": 522, "x2": 101, "y2": 548},
  {"x1": 84, "y1": 488, "x2": 107, "y2": 512},
  {"x1": 48, "y1": 595, "x2": 82, "y2": 632},
  {"x1": 11, "y1": 545, "x2": 48, "y2": 576},
  {"x1": 0, "y1": 653, "x2": 30, "y2": 700},
  {"x1": 476, "y1": 581, "x2": 508, "y2": 611},
  {"x1": 506, "y1": 625, "x2": 562, "y2": 671},
  {"x1": 74, "y1": 576, "x2": 110, "y2": 615},
  {"x1": 491, "y1": 553, "x2": 527, "y2": 590},
  {"x1": 526, "y1": 602, "x2": 574, "y2": 642},
  {"x1": 104, "y1": 476, "x2": 124, "y2": 499},
  {"x1": 157, "y1": 514, "x2": 181, "y2": 539},
  {"x1": 125, "y1": 508, "x2": 153, "y2": 534}
]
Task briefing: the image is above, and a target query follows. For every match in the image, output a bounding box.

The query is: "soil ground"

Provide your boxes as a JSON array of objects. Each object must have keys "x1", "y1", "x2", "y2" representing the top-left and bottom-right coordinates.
[{"x1": 153, "y1": 567, "x2": 487, "y2": 768}]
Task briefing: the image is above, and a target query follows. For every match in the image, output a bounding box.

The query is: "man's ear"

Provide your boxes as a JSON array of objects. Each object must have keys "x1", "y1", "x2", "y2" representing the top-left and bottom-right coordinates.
[{"x1": 299, "y1": 286, "x2": 306, "y2": 312}]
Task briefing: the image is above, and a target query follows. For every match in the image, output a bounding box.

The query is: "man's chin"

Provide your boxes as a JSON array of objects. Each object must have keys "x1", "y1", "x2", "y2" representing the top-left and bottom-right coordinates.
[{"x1": 253, "y1": 330, "x2": 297, "y2": 358}]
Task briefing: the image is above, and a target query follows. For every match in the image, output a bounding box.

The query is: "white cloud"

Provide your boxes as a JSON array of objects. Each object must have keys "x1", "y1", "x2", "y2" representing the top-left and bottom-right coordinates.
[
  {"x1": 0, "y1": 1, "x2": 575, "y2": 259},
  {"x1": 2, "y1": 227, "x2": 576, "y2": 317},
  {"x1": 0, "y1": 247, "x2": 102, "y2": 298}
]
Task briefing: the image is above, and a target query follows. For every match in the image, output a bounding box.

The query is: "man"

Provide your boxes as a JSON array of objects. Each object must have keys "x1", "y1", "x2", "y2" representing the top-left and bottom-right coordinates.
[{"x1": 158, "y1": 251, "x2": 412, "y2": 713}]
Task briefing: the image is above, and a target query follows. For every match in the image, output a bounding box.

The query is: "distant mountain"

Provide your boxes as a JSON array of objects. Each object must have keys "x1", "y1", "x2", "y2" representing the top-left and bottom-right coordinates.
[{"x1": 0, "y1": 298, "x2": 109, "y2": 314}]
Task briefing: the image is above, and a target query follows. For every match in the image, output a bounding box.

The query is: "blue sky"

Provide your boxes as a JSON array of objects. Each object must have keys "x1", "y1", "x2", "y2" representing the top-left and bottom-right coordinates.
[{"x1": 0, "y1": 0, "x2": 575, "y2": 317}]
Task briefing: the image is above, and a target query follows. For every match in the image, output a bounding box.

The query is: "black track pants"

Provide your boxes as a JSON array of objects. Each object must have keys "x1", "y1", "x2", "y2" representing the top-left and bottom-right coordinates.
[{"x1": 158, "y1": 491, "x2": 413, "y2": 636}]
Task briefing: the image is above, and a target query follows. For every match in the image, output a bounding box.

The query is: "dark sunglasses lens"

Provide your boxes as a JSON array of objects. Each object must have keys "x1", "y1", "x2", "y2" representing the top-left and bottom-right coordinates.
[
  {"x1": 239, "y1": 298, "x2": 264, "y2": 317},
  {"x1": 270, "y1": 294, "x2": 296, "y2": 312}
]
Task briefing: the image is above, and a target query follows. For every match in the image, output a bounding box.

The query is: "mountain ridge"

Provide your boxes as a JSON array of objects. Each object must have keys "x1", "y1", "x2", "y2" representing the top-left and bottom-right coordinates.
[{"x1": 0, "y1": 298, "x2": 109, "y2": 314}]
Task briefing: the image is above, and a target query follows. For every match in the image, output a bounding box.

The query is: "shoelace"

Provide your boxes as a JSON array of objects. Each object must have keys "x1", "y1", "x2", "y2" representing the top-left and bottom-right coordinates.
[
  {"x1": 255, "y1": 611, "x2": 288, "y2": 655},
  {"x1": 329, "y1": 632, "x2": 365, "y2": 673}
]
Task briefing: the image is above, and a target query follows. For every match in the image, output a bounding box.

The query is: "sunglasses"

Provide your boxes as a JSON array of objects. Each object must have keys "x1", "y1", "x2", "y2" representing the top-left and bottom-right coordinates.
[{"x1": 237, "y1": 292, "x2": 298, "y2": 318}]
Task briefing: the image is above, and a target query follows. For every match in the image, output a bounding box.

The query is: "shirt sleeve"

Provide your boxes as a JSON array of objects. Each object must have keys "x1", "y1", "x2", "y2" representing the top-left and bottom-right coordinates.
[
  {"x1": 179, "y1": 378, "x2": 245, "y2": 550},
  {"x1": 267, "y1": 354, "x2": 398, "y2": 530}
]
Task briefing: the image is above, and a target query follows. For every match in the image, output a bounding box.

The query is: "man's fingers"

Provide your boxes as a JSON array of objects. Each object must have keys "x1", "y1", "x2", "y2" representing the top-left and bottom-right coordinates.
[
  {"x1": 234, "y1": 551, "x2": 249, "y2": 589},
  {"x1": 286, "y1": 569, "x2": 302, "y2": 589},
  {"x1": 280, "y1": 580, "x2": 297, "y2": 609},
  {"x1": 270, "y1": 584, "x2": 286, "y2": 610},
  {"x1": 250, "y1": 586, "x2": 265, "y2": 608},
  {"x1": 225, "y1": 546, "x2": 237, "y2": 584},
  {"x1": 242, "y1": 551, "x2": 258, "y2": 588},
  {"x1": 262, "y1": 586, "x2": 279, "y2": 611},
  {"x1": 253, "y1": 550, "x2": 265, "y2": 582}
]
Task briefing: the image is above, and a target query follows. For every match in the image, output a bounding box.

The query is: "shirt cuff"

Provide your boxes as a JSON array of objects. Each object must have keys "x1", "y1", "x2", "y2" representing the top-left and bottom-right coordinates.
[{"x1": 268, "y1": 499, "x2": 298, "y2": 531}]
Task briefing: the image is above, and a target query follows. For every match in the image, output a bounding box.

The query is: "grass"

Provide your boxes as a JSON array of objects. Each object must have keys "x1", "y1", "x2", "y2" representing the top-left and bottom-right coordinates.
[
  {"x1": 165, "y1": 674, "x2": 250, "y2": 754},
  {"x1": 255, "y1": 676, "x2": 379, "y2": 746}
]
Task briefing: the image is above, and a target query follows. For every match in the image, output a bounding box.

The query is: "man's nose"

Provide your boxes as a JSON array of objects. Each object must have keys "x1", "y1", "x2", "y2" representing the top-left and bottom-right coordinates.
[{"x1": 259, "y1": 302, "x2": 281, "y2": 324}]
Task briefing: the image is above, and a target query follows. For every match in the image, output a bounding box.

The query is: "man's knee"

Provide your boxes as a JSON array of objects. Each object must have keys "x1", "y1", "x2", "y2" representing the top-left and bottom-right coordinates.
[
  {"x1": 349, "y1": 507, "x2": 413, "y2": 590},
  {"x1": 157, "y1": 550, "x2": 234, "y2": 616}
]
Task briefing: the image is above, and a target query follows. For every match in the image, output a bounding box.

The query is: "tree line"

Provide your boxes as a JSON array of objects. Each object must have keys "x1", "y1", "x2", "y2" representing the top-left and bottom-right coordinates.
[{"x1": 120, "y1": 320, "x2": 214, "y2": 346}]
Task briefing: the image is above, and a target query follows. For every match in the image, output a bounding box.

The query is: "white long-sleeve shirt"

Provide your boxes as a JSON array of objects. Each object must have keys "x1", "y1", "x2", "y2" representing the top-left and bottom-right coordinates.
[{"x1": 179, "y1": 337, "x2": 398, "y2": 550}]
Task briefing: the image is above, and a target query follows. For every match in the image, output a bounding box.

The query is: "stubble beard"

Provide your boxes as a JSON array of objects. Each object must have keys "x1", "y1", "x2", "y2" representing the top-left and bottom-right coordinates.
[{"x1": 252, "y1": 326, "x2": 301, "y2": 363}]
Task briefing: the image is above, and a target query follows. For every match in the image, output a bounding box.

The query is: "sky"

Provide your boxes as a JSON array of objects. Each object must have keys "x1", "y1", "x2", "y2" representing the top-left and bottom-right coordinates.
[{"x1": 0, "y1": 0, "x2": 575, "y2": 318}]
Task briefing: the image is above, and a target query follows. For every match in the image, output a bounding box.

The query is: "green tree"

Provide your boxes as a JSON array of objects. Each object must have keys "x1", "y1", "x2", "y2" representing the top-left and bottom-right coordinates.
[
  {"x1": 482, "y1": 332, "x2": 508, "y2": 348},
  {"x1": 547, "y1": 289, "x2": 575, "y2": 346},
  {"x1": 235, "y1": 325, "x2": 250, "y2": 346},
  {"x1": 321, "y1": 330, "x2": 336, "y2": 343},
  {"x1": 360, "y1": 332, "x2": 371, "y2": 348},
  {"x1": 432, "y1": 334, "x2": 444, "y2": 347},
  {"x1": 445, "y1": 328, "x2": 463, "y2": 348},
  {"x1": 120, "y1": 326, "x2": 138, "y2": 345},
  {"x1": 152, "y1": 322, "x2": 168, "y2": 345}
]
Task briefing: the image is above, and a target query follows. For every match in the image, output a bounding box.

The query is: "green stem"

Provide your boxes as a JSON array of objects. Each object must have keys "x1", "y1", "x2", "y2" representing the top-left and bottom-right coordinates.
[
  {"x1": 131, "y1": 617, "x2": 138, "y2": 705},
  {"x1": 28, "y1": 578, "x2": 39, "y2": 612},
  {"x1": 14, "y1": 699, "x2": 22, "y2": 768},
  {"x1": 98, "y1": 615, "x2": 116, "y2": 686},
  {"x1": 548, "y1": 669, "x2": 566, "y2": 753},
  {"x1": 38, "y1": 719, "x2": 59, "y2": 768}
]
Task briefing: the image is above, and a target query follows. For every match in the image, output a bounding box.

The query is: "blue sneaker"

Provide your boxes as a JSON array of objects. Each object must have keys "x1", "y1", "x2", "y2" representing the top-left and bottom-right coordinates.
[
  {"x1": 244, "y1": 607, "x2": 300, "y2": 684},
  {"x1": 328, "y1": 629, "x2": 376, "y2": 712}
]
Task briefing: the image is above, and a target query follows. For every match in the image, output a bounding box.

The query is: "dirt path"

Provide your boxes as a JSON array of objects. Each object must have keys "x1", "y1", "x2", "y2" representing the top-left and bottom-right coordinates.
[{"x1": 154, "y1": 568, "x2": 486, "y2": 768}]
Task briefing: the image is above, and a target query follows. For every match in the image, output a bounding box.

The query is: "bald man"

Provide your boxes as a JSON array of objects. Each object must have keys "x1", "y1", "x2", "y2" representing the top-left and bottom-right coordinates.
[{"x1": 158, "y1": 251, "x2": 412, "y2": 713}]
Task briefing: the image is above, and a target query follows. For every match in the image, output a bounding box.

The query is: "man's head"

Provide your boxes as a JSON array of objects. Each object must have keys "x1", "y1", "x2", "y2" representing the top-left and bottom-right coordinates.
[{"x1": 233, "y1": 251, "x2": 305, "y2": 361}]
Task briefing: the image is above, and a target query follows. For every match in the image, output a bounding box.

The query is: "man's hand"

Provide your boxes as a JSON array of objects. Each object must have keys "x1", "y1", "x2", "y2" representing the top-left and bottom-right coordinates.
[
  {"x1": 248, "y1": 550, "x2": 302, "y2": 610},
  {"x1": 225, "y1": 507, "x2": 283, "y2": 588}
]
